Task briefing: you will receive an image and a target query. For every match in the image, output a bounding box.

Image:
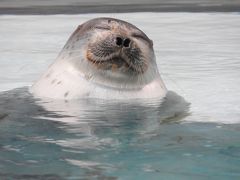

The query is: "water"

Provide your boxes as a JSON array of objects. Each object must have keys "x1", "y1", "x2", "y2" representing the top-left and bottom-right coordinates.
[{"x1": 0, "y1": 13, "x2": 240, "y2": 179}]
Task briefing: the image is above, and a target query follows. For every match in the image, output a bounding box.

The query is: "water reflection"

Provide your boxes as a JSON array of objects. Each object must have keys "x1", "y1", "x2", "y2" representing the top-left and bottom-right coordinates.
[{"x1": 36, "y1": 89, "x2": 189, "y2": 150}]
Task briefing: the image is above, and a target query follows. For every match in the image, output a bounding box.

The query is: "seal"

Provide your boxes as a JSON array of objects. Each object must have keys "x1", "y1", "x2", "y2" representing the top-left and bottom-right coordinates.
[{"x1": 31, "y1": 17, "x2": 167, "y2": 99}]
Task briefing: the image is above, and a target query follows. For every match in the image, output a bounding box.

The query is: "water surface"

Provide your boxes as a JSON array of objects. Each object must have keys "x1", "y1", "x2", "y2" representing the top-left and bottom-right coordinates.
[{"x1": 0, "y1": 13, "x2": 240, "y2": 179}]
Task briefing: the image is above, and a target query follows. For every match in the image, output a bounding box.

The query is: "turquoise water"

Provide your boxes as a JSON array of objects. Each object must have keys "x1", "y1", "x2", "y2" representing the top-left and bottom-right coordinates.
[
  {"x1": 0, "y1": 13, "x2": 240, "y2": 179},
  {"x1": 0, "y1": 88, "x2": 239, "y2": 179}
]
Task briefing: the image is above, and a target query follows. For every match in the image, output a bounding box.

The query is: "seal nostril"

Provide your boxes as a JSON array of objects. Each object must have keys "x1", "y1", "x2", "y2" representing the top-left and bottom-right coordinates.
[
  {"x1": 123, "y1": 38, "x2": 131, "y2": 47},
  {"x1": 116, "y1": 37, "x2": 123, "y2": 46}
]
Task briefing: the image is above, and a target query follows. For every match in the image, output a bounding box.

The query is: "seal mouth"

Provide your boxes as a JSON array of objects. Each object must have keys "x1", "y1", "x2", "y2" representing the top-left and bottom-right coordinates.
[
  {"x1": 86, "y1": 51, "x2": 147, "y2": 74},
  {"x1": 86, "y1": 53, "x2": 137, "y2": 73}
]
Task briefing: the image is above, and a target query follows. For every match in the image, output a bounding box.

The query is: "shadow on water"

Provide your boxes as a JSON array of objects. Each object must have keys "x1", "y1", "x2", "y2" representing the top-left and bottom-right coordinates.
[{"x1": 0, "y1": 88, "x2": 240, "y2": 179}]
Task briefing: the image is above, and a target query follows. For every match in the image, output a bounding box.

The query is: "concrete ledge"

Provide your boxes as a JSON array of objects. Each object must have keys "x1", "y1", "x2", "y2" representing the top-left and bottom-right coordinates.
[{"x1": 0, "y1": 3, "x2": 240, "y2": 15}]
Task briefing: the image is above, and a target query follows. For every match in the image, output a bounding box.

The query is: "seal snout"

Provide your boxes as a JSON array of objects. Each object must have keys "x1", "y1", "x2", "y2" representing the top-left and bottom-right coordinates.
[
  {"x1": 115, "y1": 37, "x2": 131, "y2": 48},
  {"x1": 86, "y1": 33, "x2": 148, "y2": 74}
]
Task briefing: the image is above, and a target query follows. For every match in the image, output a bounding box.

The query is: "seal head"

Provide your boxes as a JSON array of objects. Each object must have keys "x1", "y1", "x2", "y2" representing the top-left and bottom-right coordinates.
[{"x1": 32, "y1": 18, "x2": 167, "y2": 99}]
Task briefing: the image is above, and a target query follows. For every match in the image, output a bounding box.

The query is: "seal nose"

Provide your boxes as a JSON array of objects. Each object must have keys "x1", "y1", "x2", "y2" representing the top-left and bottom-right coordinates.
[
  {"x1": 123, "y1": 38, "x2": 131, "y2": 48},
  {"x1": 116, "y1": 37, "x2": 123, "y2": 46},
  {"x1": 116, "y1": 37, "x2": 131, "y2": 48}
]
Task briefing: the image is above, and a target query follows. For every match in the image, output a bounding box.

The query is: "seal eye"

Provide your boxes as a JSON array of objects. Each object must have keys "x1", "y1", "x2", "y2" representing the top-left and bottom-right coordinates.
[
  {"x1": 95, "y1": 26, "x2": 111, "y2": 30},
  {"x1": 132, "y1": 33, "x2": 150, "y2": 44}
]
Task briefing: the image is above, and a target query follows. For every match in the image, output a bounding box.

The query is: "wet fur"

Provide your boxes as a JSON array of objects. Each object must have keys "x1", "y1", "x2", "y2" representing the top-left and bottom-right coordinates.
[{"x1": 31, "y1": 17, "x2": 167, "y2": 99}]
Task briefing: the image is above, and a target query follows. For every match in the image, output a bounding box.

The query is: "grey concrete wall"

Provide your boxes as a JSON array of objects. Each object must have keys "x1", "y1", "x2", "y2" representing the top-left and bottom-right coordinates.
[{"x1": 0, "y1": 0, "x2": 240, "y2": 14}]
